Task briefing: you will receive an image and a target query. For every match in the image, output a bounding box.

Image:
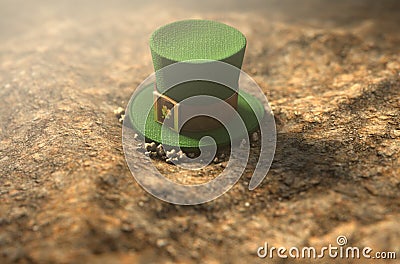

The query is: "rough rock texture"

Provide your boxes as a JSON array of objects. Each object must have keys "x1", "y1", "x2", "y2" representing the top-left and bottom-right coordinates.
[{"x1": 0, "y1": 0, "x2": 399, "y2": 263}]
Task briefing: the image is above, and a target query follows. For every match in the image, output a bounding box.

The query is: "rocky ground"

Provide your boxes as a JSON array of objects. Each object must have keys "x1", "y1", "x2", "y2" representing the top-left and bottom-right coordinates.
[{"x1": 0, "y1": 0, "x2": 399, "y2": 263}]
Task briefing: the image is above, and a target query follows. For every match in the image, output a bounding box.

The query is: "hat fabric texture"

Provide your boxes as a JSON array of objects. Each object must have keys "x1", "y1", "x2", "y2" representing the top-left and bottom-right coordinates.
[
  {"x1": 128, "y1": 19, "x2": 264, "y2": 148},
  {"x1": 150, "y1": 19, "x2": 246, "y2": 102}
]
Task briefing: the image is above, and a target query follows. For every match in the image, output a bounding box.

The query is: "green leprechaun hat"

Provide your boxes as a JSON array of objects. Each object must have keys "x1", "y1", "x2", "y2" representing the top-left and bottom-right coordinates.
[{"x1": 128, "y1": 19, "x2": 265, "y2": 148}]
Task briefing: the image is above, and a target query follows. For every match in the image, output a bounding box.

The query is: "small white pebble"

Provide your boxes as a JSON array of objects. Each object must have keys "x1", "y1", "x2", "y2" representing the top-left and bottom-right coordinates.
[
  {"x1": 156, "y1": 144, "x2": 165, "y2": 156},
  {"x1": 177, "y1": 150, "x2": 186, "y2": 159},
  {"x1": 114, "y1": 107, "x2": 125, "y2": 115},
  {"x1": 118, "y1": 114, "x2": 125, "y2": 123},
  {"x1": 251, "y1": 132, "x2": 259, "y2": 142},
  {"x1": 145, "y1": 142, "x2": 156, "y2": 152},
  {"x1": 149, "y1": 142, "x2": 156, "y2": 151},
  {"x1": 166, "y1": 149, "x2": 176, "y2": 158},
  {"x1": 156, "y1": 239, "x2": 168, "y2": 247}
]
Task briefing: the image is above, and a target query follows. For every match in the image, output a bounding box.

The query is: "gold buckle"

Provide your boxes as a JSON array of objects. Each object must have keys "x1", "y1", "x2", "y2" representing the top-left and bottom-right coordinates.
[{"x1": 153, "y1": 90, "x2": 180, "y2": 132}]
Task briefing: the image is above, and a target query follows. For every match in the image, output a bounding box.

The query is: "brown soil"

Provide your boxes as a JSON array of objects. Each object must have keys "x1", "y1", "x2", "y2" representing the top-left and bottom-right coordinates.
[{"x1": 0, "y1": 0, "x2": 399, "y2": 263}]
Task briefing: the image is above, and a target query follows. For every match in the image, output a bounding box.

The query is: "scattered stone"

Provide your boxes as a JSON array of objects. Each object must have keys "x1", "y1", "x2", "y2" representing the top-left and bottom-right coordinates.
[
  {"x1": 156, "y1": 144, "x2": 165, "y2": 157},
  {"x1": 177, "y1": 150, "x2": 186, "y2": 159},
  {"x1": 121, "y1": 224, "x2": 133, "y2": 232},
  {"x1": 141, "y1": 143, "x2": 190, "y2": 163},
  {"x1": 213, "y1": 157, "x2": 220, "y2": 164},
  {"x1": 220, "y1": 162, "x2": 227, "y2": 168},
  {"x1": 166, "y1": 149, "x2": 176, "y2": 158},
  {"x1": 149, "y1": 142, "x2": 157, "y2": 152},
  {"x1": 156, "y1": 238, "x2": 168, "y2": 247},
  {"x1": 113, "y1": 107, "x2": 125, "y2": 118},
  {"x1": 118, "y1": 114, "x2": 125, "y2": 123},
  {"x1": 145, "y1": 142, "x2": 157, "y2": 152},
  {"x1": 251, "y1": 132, "x2": 259, "y2": 142},
  {"x1": 113, "y1": 106, "x2": 125, "y2": 123}
]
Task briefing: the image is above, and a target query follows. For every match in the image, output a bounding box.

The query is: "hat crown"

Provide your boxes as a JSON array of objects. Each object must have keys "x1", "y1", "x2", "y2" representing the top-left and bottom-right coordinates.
[
  {"x1": 150, "y1": 19, "x2": 246, "y2": 63},
  {"x1": 149, "y1": 19, "x2": 246, "y2": 102}
]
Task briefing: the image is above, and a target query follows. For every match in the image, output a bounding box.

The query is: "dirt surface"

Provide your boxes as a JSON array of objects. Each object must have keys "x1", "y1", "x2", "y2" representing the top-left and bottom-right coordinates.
[{"x1": 0, "y1": 0, "x2": 400, "y2": 263}]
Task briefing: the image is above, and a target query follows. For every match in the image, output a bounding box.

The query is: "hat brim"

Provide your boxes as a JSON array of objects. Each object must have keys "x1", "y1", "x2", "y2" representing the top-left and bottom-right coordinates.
[{"x1": 127, "y1": 82, "x2": 265, "y2": 148}]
